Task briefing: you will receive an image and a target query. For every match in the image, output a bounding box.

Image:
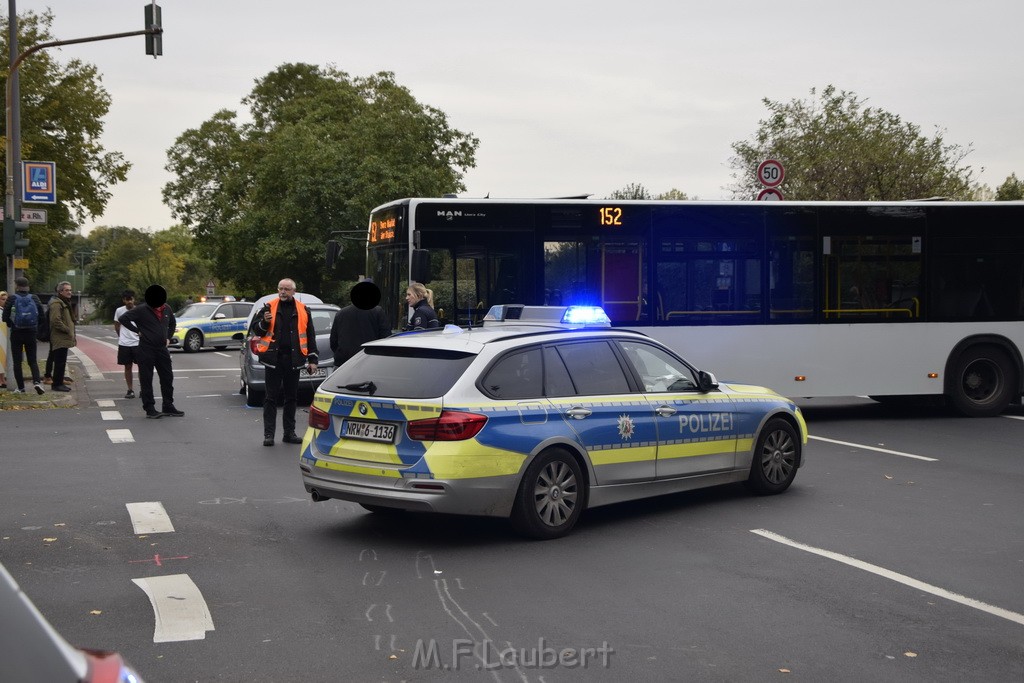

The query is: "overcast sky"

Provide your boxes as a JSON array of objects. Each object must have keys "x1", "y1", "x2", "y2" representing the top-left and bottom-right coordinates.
[{"x1": 25, "y1": 0, "x2": 1024, "y2": 232}]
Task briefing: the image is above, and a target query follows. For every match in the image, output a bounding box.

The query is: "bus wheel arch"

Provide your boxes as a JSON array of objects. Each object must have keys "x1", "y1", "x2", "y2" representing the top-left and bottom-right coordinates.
[{"x1": 945, "y1": 336, "x2": 1022, "y2": 417}]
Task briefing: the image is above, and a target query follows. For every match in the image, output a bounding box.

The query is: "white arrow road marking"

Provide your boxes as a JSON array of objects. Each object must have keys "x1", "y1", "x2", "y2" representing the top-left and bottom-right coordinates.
[
  {"x1": 126, "y1": 502, "x2": 175, "y2": 534},
  {"x1": 751, "y1": 529, "x2": 1024, "y2": 626},
  {"x1": 132, "y1": 574, "x2": 215, "y2": 642},
  {"x1": 106, "y1": 429, "x2": 135, "y2": 444}
]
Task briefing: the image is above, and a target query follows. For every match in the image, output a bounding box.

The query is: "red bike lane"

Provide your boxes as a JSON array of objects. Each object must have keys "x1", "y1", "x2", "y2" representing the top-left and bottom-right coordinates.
[{"x1": 73, "y1": 332, "x2": 121, "y2": 375}]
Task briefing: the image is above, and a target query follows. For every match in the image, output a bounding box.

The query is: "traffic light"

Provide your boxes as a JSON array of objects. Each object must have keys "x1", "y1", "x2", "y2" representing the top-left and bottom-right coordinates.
[
  {"x1": 144, "y1": 3, "x2": 163, "y2": 57},
  {"x1": 2, "y1": 218, "x2": 29, "y2": 255}
]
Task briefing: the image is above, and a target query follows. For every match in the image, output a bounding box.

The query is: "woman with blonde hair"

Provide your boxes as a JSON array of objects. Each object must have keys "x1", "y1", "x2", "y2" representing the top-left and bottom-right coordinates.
[{"x1": 404, "y1": 282, "x2": 439, "y2": 330}]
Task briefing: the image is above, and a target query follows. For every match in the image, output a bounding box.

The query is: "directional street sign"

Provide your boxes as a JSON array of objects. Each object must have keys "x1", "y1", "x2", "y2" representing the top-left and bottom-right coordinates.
[
  {"x1": 22, "y1": 161, "x2": 57, "y2": 204},
  {"x1": 0, "y1": 207, "x2": 48, "y2": 223}
]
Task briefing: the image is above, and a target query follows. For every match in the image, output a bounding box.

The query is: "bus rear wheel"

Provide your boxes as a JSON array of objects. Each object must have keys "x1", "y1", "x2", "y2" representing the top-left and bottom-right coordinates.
[{"x1": 949, "y1": 346, "x2": 1017, "y2": 417}]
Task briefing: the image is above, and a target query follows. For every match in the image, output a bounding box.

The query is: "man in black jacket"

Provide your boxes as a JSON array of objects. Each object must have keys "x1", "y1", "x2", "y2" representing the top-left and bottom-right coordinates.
[
  {"x1": 329, "y1": 280, "x2": 391, "y2": 367},
  {"x1": 250, "y1": 278, "x2": 319, "y2": 446},
  {"x1": 119, "y1": 284, "x2": 183, "y2": 419}
]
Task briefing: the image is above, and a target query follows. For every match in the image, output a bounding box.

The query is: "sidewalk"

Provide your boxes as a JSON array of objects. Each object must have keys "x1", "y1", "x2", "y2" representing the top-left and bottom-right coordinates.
[{"x1": 0, "y1": 341, "x2": 91, "y2": 411}]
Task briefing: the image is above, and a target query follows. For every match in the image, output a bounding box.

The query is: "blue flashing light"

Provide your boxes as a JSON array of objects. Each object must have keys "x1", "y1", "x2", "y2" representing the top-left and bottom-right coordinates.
[{"x1": 562, "y1": 306, "x2": 610, "y2": 326}]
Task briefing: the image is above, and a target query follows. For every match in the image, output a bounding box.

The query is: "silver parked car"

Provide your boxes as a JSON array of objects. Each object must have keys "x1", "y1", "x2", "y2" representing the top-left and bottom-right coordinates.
[{"x1": 238, "y1": 293, "x2": 340, "y2": 407}]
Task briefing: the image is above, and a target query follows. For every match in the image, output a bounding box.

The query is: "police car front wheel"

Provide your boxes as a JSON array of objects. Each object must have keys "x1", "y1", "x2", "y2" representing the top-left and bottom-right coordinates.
[
  {"x1": 746, "y1": 418, "x2": 799, "y2": 495},
  {"x1": 511, "y1": 449, "x2": 585, "y2": 540}
]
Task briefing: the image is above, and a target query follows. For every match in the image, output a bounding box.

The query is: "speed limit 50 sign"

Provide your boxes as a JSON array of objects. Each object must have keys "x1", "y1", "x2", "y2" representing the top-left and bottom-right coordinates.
[{"x1": 757, "y1": 159, "x2": 785, "y2": 188}]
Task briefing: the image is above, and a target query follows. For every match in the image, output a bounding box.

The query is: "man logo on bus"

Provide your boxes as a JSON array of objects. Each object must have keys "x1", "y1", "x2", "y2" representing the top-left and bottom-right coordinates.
[{"x1": 438, "y1": 210, "x2": 463, "y2": 219}]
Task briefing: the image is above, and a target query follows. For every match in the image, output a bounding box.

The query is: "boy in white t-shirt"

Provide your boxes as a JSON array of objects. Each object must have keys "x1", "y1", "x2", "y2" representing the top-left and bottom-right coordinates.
[{"x1": 113, "y1": 289, "x2": 140, "y2": 399}]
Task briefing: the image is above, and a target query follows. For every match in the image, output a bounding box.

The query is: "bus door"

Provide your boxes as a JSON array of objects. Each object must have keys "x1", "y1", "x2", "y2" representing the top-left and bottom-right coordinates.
[
  {"x1": 542, "y1": 238, "x2": 647, "y2": 323},
  {"x1": 425, "y1": 242, "x2": 532, "y2": 327}
]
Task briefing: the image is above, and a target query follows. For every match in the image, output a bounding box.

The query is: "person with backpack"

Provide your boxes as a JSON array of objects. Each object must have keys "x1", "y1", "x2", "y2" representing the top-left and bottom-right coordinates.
[{"x1": 0, "y1": 277, "x2": 45, "y2": 394}]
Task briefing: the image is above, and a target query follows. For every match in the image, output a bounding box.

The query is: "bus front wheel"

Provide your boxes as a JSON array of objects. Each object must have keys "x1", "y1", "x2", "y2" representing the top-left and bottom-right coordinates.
[{"x1": 949, "y1": 346, "x2": 1017, "y2": 417}]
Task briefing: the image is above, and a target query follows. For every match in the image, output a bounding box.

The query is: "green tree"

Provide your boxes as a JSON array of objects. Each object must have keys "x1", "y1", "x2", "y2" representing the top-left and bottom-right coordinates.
[
  {"x1": 607, "y1": 183, "x2": 652, "y2": 200},
  {"x1": 163, "y1": 64, "x2": 479, "y2": 298},
  {"x1": 995, "y1": 173, "x2": 1024, "y2": 200},
  {"x1": 729, "y1": 86, "x2": 976, "y2": 201},
  {"x1": 606, "y1": 185, "x2": 691, "y2": 200},
  {"x1": 1, "y1": 11, "x2": 130, "y2": 283}
]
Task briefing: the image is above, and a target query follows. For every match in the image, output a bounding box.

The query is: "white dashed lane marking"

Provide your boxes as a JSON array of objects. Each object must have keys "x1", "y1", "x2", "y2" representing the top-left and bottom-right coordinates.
[
  {"x1": 100, "y1": 411, "x2": 122, "y2": 421},
  {"x1": 126, "y1": 502, "x2": 175, "y2": 534},
  {"x1": 106, "y1": 429, "x2": 135, "y2": 443}
]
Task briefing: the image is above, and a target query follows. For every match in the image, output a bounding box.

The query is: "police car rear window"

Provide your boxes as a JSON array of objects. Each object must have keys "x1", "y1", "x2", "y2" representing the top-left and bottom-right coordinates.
[{"x1": 324, "y1": 347, "x2": 476, "y2": 398}]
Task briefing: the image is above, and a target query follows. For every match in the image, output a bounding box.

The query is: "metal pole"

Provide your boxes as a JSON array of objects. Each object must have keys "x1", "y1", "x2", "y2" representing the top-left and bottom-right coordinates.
[{"x1": 5, "y1": 0, "x2": 18, "y2": 293}]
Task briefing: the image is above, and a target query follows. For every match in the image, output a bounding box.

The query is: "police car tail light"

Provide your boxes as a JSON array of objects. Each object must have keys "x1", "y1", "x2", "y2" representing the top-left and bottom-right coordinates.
[
  {"x1": 309, "y1": 405, "x2": 331, "y2": 431},
  {"x1": 406, "y1": 411, "x2": 487, "y2": 441}
]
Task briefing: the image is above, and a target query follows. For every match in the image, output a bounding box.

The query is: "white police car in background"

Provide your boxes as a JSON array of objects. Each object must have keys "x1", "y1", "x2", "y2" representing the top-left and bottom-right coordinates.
[{"x1": 300, "y1": 305, "x2": 808, "y2": 539}]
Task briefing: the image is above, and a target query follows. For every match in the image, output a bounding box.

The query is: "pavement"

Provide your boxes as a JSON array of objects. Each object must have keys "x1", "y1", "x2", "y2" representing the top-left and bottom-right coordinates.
[{"x1": 0, "y1": 341, "x2": 92, "y2": 412}]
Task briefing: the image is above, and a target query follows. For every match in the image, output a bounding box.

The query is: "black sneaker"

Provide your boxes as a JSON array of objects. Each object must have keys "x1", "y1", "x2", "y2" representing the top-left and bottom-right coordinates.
[
  {"x1": 51, "y1": 385, "x2": 71, "y2": 393},
  {"x1": 162, "y1": 406, "x2": 185, "y2": 417},
  {"x1": 282, "y1": 433, "x2": 303, "y2": 444},
  {"x1": 34, "y1": 383, "x2": 45, "y2": 395},
  {"x1": 263, "y1": 437, "x2": 274, "y2": 447},
  {"x1": 145, "y1": 409, "x2": 163, "y2": 419},
  {"x1": 125, "y1": 389, "x2": 135, "y2": 399}
]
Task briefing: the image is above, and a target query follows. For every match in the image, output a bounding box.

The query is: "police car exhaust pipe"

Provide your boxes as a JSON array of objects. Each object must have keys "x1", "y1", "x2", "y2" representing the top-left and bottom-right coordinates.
[{"x1": 310, "y1": 489, "x2": 328, "y2": 503}]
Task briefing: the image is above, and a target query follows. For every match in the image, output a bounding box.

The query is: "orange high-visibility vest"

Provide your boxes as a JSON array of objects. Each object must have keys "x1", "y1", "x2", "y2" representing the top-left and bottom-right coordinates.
[{"x1": 254, "y1": 298, "x2": 310, "y2": 356}]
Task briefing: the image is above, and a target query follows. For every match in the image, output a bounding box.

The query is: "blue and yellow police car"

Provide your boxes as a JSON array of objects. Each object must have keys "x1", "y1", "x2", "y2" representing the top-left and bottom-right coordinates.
[
  {"x1": 299, "y1": 305, "x2": 808, "y2": 538},
  {"x1": 171, "y1": 300, "x2": 254, "y2": 353}
]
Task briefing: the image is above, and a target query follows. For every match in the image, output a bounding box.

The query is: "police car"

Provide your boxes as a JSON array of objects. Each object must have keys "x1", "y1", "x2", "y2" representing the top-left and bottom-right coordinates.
[
  {"x1": 299, "y1": 305, "x2": 808, "y2": 539},
  {"x1": 171, "y1": 300, "x2": 254, "y2": 352}
]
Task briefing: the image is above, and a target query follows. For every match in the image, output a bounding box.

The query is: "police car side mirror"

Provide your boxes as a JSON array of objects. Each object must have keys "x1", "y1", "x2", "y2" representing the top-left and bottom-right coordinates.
[
  {"x1": 213, "y1": 313, "x2": 227, "y2": 320},
  {"x1": 697, "y1": 371, "x2": 719, "y2": 393}
]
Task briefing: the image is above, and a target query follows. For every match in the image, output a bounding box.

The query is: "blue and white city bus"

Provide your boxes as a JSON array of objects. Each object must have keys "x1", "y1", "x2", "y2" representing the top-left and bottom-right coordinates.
[{"x1": 362, "y1": 197, "x2": 1024, "y2": 416}]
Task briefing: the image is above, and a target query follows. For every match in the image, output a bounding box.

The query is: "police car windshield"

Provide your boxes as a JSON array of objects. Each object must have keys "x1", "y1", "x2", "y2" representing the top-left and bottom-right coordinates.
[
  {"x1": 326, "y1": 347, "x2": 475, "y2": 399},
  {"x1": 178, "y1": 303, "x2": 218, "y2": 318}
]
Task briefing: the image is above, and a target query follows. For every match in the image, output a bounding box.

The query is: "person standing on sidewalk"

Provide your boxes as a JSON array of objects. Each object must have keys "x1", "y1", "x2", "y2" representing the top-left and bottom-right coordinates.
[
  {"x1": 113, "y1": 289, "x2": 140, "y2": 399},
  {"x1": 1, "y1": 277, "x2": 46, "y2": 394},
  {"x1": 47, "y1": 281, "x2": 76, "y2": 393},
  {"x1": 0, "y1": 290, "x2": 10, "y2": 390},
  {"x1": 249, "y1": 278, "x2": 319, "y2": 446},
  {"x1": 118, "y1": 284, "x2": 183, "y2": 419}
]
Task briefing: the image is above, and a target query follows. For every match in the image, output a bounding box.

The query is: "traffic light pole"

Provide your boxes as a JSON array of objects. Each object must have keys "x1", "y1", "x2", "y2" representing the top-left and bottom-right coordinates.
[{"x1": 4, "y1": 4, "x2": 163, "y2": 292}]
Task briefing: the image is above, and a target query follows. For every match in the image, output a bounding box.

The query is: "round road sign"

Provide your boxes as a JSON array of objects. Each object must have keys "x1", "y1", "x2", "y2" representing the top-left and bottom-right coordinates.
[
  {"x1": 757, "y1": 187, "x2": 784, "y2": 201},
  {"x1": 757, "y1": 159, "x2": 785, "y2": 188}
]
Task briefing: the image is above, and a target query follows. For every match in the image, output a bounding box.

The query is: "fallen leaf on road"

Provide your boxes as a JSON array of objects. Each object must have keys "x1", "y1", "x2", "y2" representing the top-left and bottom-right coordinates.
[
  {"x1": 90, "y1": 610, "x2": 102, "y2": 615},
  {"x1": 904, "y1": 651, "x2": 917, "y2": 658},
  {"x1": 42, "y1": 537, "x2": 57, "y2": 543}
]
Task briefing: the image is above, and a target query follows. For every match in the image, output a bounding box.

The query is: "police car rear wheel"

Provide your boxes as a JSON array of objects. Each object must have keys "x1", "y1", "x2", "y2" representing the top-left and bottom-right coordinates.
[
  {"x1": 746, "y1": 419, "x2": 799, "y2": 495},
  {"x1": 511, "y1": 449, "x2": 584, "y2": 539},
  {"x1": 184, "y1": 330, "x2": 202, "y2": 353}
]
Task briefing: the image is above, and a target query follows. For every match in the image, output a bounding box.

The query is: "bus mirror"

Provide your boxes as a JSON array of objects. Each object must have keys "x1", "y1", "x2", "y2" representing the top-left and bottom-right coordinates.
[
  {"x1": 412, "y1": 249, "x2": 431, "y2": 284},
  {"x1": 326, "y1": 240, "x2": 342, "y2": 268}
]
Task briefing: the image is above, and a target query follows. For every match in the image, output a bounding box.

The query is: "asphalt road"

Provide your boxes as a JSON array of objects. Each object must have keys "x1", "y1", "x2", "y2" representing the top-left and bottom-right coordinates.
[{"x1": 1, "y1": 325, "x2": 1022, "y2": 682}]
